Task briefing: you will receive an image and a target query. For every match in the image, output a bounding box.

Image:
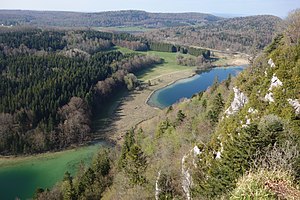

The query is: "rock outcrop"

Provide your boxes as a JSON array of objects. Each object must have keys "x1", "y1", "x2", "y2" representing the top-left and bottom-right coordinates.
[
  {"x1": 182, "y1": 146, "x2": 201, "y2": 200},
  {"x1": 215, "y1": 142, "x2": 223, "y2": 159},
  {"x1": 268, "y1": 58, "x2": 276, "y2": 68},
  {"x1": 225, "y1": 87, "x2": 248, "y2": 116},
  {"x1": 265, "y1": 75, "x2": 283, "y2": 103},
  {"x1": 288, "y1": 99, "x2": 300, "y2": 115},
  {"x1": 155, "y1": 171, "x2": 161, "y2": 200}
]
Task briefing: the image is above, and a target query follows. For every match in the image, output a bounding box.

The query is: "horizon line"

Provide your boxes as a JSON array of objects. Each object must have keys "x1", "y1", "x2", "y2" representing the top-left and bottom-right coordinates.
[{"x1": 0, "y1": 9, "x2": 283, "y2": 18}]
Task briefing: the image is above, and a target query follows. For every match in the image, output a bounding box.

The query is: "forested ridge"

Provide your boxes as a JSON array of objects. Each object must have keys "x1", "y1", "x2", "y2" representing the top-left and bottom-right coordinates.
[
  {"x1": 34, "y1": 10, "x2": 300, "y2": 200},
  {"x1": 0, "y1": 10, "x2": 221, "y2": 28},
  {"x1": 141, "y1": 15, "x2": 282, "y2": 53},
  {"x1": 0, "y1": 28, "x2": 164, "y2": 155}
]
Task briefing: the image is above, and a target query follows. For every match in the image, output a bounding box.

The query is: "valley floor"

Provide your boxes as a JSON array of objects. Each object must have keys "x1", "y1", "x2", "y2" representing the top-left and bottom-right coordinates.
[
  {"x1": 96, "y1": 68, "x2": 196, "y2": 143},
  {"x1": 96, "y1": 50, "x2": 249, "y2": 145}
]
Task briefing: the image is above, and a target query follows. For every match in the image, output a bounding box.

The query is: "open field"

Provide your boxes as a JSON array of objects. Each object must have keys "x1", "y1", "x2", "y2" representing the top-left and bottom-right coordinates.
[
  {"x1": 136, "y1": 51, "x2": 196, "y2": 81},
  {"x1": 212, "y1": 51, "x2": 249, "y2": 66},
  {"x1": 116, "y1": 47, "x2": 197, "y2": 81}
]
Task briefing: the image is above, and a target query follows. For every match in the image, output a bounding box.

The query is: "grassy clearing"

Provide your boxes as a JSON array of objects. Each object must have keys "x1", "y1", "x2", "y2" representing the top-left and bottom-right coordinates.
[
  {"x1": 116, "y1": 47, "x2": 248, "y2": 82},
  {"x1": 114, "y1": 46, "x2": 136, "y2": 54},
  {"x1": 211, "y1": 51, "x2": 249, "y2": 67},
  {"x1": 115, "y1": 46, "x2": 196, "y2": 81},
  {"x1": 136, "y1": 51, "x2": 196, "y2": 81}
]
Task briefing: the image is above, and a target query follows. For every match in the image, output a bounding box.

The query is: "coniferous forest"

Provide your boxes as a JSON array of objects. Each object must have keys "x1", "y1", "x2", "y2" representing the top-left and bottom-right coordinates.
[{"x1": 0, "y1": 28, "x2": 164, "y2": 155}]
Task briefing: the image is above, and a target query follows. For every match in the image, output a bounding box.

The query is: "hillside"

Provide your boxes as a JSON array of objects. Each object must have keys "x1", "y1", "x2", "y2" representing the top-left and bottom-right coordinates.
[
  {"x1": 141, "y1": 15, "x2": 282, "y2": 53},
  {"x1": 113, "y1": 12, "x2": 299, "y2": 200},
  {"x1": 0, "y1": 10, "x2": 221, "y2": 28},
  {"x1": 34, "y1": 10, "x2": 300, "y2": 200}
]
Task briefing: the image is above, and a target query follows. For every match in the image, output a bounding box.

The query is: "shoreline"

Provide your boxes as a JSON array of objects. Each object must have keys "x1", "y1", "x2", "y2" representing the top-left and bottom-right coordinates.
[
  {"x1": 0, "y1": 64, "x2": 247, "y2": 161},
  {"x1": 0, "y1": 68, "x2": 197, "y2": 160},
  {"x1": 0, "y1": 59, "x2": 249, "y2": 160},
  {"x1": 145, "y1": 64, "x2": 247, "y2": 110},
  {"x1": 145, "y1": 71, "x2": 197, "y2": 109},
  {"x1": 98, "y1": 67, "x2": 197, "y2": 143},
  {"x1": 0, "y1": 143, "x2": 102, "y2": 167}
]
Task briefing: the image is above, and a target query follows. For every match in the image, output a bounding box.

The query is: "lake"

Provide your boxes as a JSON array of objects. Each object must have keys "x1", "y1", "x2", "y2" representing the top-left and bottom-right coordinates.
[
  {"x1": 0, "y1": 143, "x2": 105, "y2": 200},
  {"x1": 147, "y1": 66, "x2": 245, "y2": 109},
  {"x1": 0, "y1": 90, "x2": 123, "y2": 200}
]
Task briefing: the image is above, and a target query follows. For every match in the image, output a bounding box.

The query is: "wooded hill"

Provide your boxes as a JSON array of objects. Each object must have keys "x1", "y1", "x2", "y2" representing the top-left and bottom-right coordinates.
[
  {"x1": 0, "y1": 10, "x2": 282, "y2": 54},
  {"x1": 0, "y1": 10, "x2": 221, "y2": 28},
  {"x1": 141, "y1": 15, "x2": 282, "y2": 53}
]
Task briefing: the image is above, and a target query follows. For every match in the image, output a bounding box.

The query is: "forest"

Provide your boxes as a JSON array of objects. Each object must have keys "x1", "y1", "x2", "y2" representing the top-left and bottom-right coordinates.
[
  {"x1": 0, "y1": 28, "x2": 164, "y2": 155},
  {"x1": 141, "y1": 15, "x2": 282, "y2": 53},
  {"x1": 0, "y1": 10, "x2": 221, "y2": 28}
]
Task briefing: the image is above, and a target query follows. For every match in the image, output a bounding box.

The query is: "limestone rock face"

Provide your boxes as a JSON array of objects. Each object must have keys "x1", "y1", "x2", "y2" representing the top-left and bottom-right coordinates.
[
  {"x1": 265, "y1": 75, "x2": 283, "y2": 103},
  {"x1": 248, "y1": 107, "x2": 258, "y2": 114},
  {"x1": 269, "y1": 75, "x2": 283, "y2": 89},
  {"x1": 265, "y1": 92, "x2": 275, "y2": 102},
  {"x1": 215, "y1": 151, "x2": 221, "y2": 159},
  {"x1": 288, "y1": 99, "x2": 300, "y2": 115},
  {"x1": 155, "y1": 171, "x2": 161, "y2": 200},
  {"x1": 225, "y1": 87, "x2": 249, "y2": 116},
  {"x1": 215, "y1": 142, "x2": 223, "y2": 159},
  {"x1": 268, "y1": 58, "x2": 276, "y2": 68},
  {"x1": 182, "y1": 146, "x2": 201, "y2": 200}
]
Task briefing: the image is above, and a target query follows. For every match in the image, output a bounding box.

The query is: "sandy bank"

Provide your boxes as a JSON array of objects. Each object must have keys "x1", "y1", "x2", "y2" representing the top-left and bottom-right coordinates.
[{"x1": 96, "y1": 68, "x2": 196, "y2": 143}]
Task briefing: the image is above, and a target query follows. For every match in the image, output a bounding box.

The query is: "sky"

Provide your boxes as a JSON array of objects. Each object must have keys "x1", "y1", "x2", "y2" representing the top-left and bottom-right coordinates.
[{"x1": 1, "y1": 0, "x2": 300, "y2": 18}]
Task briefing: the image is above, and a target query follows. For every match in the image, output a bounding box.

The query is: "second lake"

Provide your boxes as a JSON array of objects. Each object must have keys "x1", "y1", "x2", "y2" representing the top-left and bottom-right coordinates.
[{"x1": 147, "y1": 66, "x2": 245, "y2": 109}]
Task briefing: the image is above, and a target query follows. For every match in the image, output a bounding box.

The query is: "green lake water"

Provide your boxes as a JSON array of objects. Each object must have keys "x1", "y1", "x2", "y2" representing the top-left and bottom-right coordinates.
[
  {"x1": 0, "y1": 89, "x2": 126, "y2": 199},
  {"x1": 0, "y1": 143, "x2": 104, "y2": 200}
]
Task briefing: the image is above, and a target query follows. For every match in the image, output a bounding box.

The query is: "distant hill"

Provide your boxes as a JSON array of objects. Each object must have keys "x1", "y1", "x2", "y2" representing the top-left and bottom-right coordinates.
[
  {"x1": 141, "y1": 15, "x2": 282, "y2": 53},
  {"x1": 212, "y1": 13, "x2": 250, "y2": 18},
  {"x1": 0, "y1": 10, "x2": 221, "y2": 28}
]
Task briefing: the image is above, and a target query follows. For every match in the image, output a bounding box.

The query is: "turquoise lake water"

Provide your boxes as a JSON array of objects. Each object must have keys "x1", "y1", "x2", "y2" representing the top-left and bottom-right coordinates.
[
  {"x1": 147, "y1": 66, "x2": 245, "y2": 109},
  {"x1": 0, "y1": 143, "x2": 105, "y2": 200}
]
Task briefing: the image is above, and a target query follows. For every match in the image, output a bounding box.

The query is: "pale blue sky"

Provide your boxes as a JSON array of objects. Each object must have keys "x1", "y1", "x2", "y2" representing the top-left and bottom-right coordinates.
[{"x1": 1, "y1": 0, "x2": 300, "y2": 18}]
